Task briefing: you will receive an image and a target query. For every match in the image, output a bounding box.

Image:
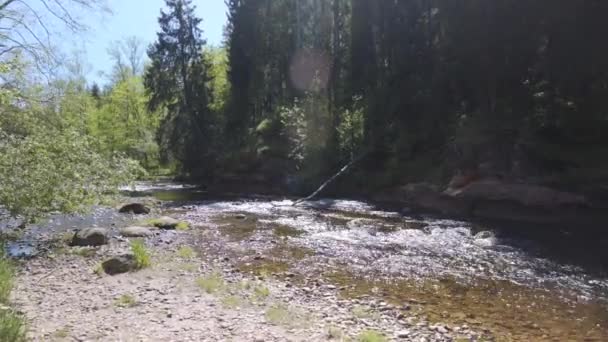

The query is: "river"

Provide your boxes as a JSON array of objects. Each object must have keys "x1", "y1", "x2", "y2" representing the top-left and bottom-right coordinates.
[{"x1": 3, "y1": 181, "x2": 608, "y2": 340}]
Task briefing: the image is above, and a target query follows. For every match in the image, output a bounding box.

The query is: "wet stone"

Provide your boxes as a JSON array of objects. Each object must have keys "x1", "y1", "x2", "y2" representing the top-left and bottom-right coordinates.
[{"x1": 70, "y1": 228, "x2": 108, "y2": 247}]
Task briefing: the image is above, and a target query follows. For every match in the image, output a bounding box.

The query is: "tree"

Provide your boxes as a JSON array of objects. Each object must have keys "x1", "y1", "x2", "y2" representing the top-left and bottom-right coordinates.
[
  {"x1": 144, "y1": 0, "x2": 214, "y2": 176},
  {"x1": 107, "y1": 36, "x2": 146, "y2": 82},
  {"x1": 0, "y1": 0, "x2": 109, "y2": 70}
]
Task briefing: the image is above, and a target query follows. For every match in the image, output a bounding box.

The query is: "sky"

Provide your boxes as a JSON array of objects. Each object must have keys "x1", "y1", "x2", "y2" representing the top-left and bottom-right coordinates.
[{"x1": 72, "y1": 0, "x2": 227, "y2": 85}]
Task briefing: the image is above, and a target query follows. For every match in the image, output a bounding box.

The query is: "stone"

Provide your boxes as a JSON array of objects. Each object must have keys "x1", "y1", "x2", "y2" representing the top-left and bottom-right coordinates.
[
  {"x1": 70, "y1": 228, "x2": 108, "y2": 247},
  {"x1": 102, "y1": 254, "x2": 137, "y2": 275},
  {"x1": 119, "y1": 203, "x2": 151, "y2": 215},
  {"x1": 150, "y1": 216, "x2": 180, "y2": 230},
  {"x1": 120, "y1": 226, "x2": 154, "y2": 237},
  {"x1": 446, "y1": 179, "x2": 587, "y2": 208},
  {"x1": 396, "y1": 330, "x2": 410, "y2": 338}
]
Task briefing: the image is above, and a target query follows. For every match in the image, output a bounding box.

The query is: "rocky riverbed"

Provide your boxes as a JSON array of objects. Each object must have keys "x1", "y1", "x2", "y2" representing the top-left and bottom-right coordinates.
[
  {"x1": 12, "y1": 229, "x2": 475, "y2": 341},
  {"x1": 6, "y1": 182, "x2": 608, "y2": 341}
]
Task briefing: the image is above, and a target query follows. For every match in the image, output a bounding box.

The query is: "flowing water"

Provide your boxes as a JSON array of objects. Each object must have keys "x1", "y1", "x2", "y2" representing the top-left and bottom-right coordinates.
[{"x1": 3, "y1": 181, "x2": 608, "y2": 340}]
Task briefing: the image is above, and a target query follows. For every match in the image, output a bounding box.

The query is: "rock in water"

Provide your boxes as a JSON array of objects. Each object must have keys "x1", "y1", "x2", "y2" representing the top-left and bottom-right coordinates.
[
  {"x1": 102, "y1": 254, "x2": 137, "y2": 275},
  {"x1": 70, "y1": 228, "x2": 108, "y2": 247},
  {"x1": 119, "y1": 203, "x2": 151, "y2": 215},
  {"x1": 120, "y1": 226, "x2": 154, "y2": 237},
  {"x1": 150, "y1": 216, "x2": 180, "y2": 230}
]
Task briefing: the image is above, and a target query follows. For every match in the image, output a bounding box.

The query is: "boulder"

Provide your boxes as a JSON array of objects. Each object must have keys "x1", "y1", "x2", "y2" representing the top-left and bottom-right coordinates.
[
  {"x1": 102, "y1": 254, "x2": 137, "y2": 275},
  {"x1": 445, "y1": 179, "x2": 587, "y2": 208},
  {"x1": 149, "y1": 216, "x2": 180, "y2": 230},
  {"x1": 120, "y1": 226, "x2": 154, "y2": 237},
  {"x1": 70, "y1": 228, "x2": 108, "y2": 247},
  {"x1": 119, "y1": 203, "x2": 151, "y2": 215}
]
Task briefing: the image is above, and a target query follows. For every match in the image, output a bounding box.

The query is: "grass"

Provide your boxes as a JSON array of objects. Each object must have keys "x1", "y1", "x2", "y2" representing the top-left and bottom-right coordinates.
[
  {"x1": 221, "y1": 295, "x2": 245, "y2": 309},
  {"x1": 176, "y1": 222, "x2": 190, "y2": 231},
  {"x1": 93, "y1": 263, "x2": 104, "y2": 276},
  {"x1": 196, "y1": 272, "x2": 225, "y2": 294},
  {"x1": 114, "y1": 294, "x2": 137, "y2": 308},
  {"x1": 253, "y1": 285, "x2": 270, "y2": 300},
  {"x1": 142, "y1": 217, "x2": 189, "y2": 230},
  {"x1": 0, "y1": 256, "x2": 26, "y2": 341},
  {"x1": 265, "y1": 303, "x2": 311, "y2": 329},
  {"x1": 0, "y1": 259, "x2": 14, "y2": 303},
  {"x1": 130, "y1": 239, "x2": 151, "y2": 270},
  {"x1": 0, "y1": 310, "x2": 27, "y2": 342},
  {"x1": 177, "y1": 246, "x2": 196, "y2": 259},
  {"x1": 357, "y1": 330, "x2": 387, "y2": 342},
  {"x1": 265, "y1": 304, "x2": 291, "y2": 325}
]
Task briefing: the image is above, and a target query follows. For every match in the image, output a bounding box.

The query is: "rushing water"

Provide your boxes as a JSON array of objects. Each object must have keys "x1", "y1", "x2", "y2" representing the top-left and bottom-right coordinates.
[
  {"x1": 145, "y1": 182, "x2": 608, "y2": 340},
  {"x1": 4, "y1": 181, "x2": 608, "y2": 340}
]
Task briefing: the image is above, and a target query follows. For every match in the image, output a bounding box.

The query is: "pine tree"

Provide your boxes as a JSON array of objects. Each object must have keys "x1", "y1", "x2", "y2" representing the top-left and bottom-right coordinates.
[{"x1": 144, "y1": 0, "x2": 214, "y2": 176}]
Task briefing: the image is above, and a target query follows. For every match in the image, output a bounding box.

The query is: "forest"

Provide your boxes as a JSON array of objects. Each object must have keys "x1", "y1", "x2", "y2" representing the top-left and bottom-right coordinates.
[
  {"x1": 3, "y1": 0, "x2": 608, "y2": 219},
  {"x1": 2, "y1": 1, "x2": 608, "y2": 341}
]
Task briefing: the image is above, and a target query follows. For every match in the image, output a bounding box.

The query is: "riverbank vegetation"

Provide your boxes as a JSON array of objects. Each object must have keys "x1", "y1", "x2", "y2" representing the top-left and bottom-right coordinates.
[
  {"x1": 3, "y1": 0, "x2": 608, "y2": 219},
  {"x1": 143, "y1": 0, "x2": 608, "y2": 198}
]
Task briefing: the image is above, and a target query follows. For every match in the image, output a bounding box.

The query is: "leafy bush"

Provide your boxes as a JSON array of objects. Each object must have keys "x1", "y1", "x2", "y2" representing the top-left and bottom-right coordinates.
[{"x1": 0, "y1": 129, "x2": 141, "y2": 221}]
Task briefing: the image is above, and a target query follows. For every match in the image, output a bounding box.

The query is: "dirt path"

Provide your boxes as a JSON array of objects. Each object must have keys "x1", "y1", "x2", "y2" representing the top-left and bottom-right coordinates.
[{"x1": 11, "y1": 227, "x2": 476, "y2": 342}]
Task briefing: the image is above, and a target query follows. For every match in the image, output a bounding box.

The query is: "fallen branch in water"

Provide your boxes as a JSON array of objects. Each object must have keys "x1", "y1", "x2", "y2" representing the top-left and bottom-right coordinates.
[{"x1": 293, "y1": 151, "x2": 368, "y2": 206}]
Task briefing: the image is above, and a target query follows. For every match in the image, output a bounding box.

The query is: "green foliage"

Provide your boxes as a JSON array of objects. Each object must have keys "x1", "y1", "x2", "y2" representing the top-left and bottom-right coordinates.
[
  {"x1": 130, "y1": 240, "x2": 151, "y2": 270},
  {"x1": 0, "y1": 255, "x2": 26, "y2": 341},
  {"x1": 0, "y1": 258, "x2": 14, "y2": 303},
  {"x1": 114, "y1": 294, "x2": 137, "y2": 308},
  {"x1": 0, "y1": 129, "x2": 140, "y2": 220},
  {"x1": 144, "y1": 0, "x2": 215, "y2": 176},
  {"x1": 253, "y1": 285, "x2": 270, "y2": 300},
  {"x1": 205, "y1": 46, "x2": 230, "y2": 114},
  {"x1": 0, "y1": 310, "x2": 26, "y2": 342},
  {"x1": 175, "y1": 222, "x2": 190, "y2": 231},
  {"x1": 0, "y1": 57, "x2": 143, "y2": 221},
  {"x1": 338, "y1": 97, "x2": 365, "y2": 159},
  {"x1": 88, "y1": 76, "x2": 161, "y2": 170},
  {"x1": 176, "y1": 246, "x2": 196, "y2": 259},
  {"x1": 221, "y1": 295, "x2": 244, "y2": 309}
]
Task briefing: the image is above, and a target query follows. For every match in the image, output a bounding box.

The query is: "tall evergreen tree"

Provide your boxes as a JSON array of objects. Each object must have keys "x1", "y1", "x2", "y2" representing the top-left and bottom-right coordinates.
[{"x1": 144, "y1": 0, "x2": 214, "y2": 176}]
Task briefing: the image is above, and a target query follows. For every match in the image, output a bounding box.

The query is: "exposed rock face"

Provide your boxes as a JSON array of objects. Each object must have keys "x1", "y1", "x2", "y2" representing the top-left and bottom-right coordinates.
[
  {"x1": 445, "y1": 179, "x2": 587, "y2": 208},
  {"x1": 120, "y1": 226, "x2": 154, "y2": 237},
  {"x1": 70, "y1": 228, "x2": 108, "y2": 247},
  {"x1": 119, "y1": 203, "x2": 151, "y2": 215},
  {"x1": 381, "y1": 178, "x2": 598, "y2": 225},
  {"x1": 102, "y1": 254, "x2": 137, "y2": 275}
]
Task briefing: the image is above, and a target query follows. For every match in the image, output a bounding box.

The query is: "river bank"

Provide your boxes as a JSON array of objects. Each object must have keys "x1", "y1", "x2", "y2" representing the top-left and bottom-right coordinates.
[{"x1": 6, "y1": 181, "x2": 608, "y2": 341}]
